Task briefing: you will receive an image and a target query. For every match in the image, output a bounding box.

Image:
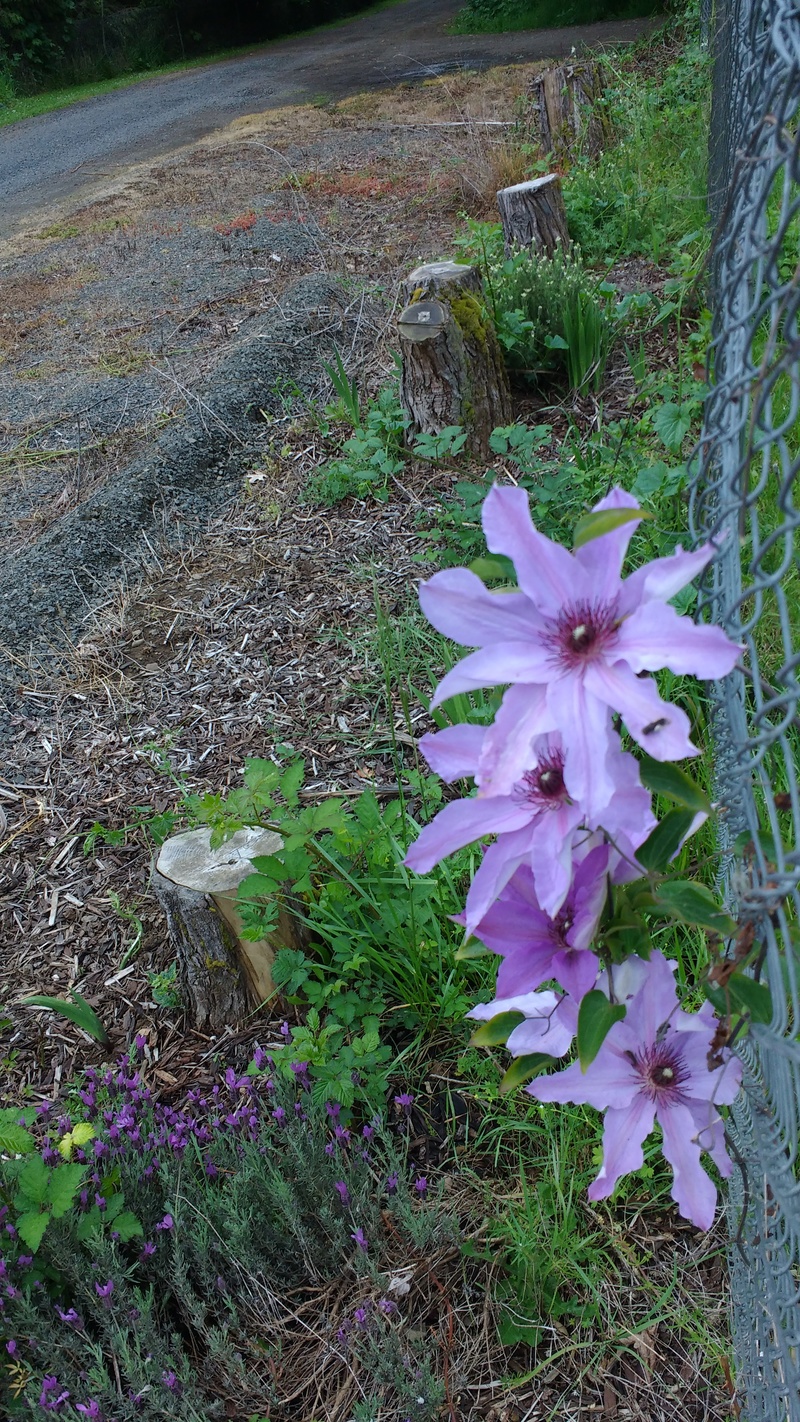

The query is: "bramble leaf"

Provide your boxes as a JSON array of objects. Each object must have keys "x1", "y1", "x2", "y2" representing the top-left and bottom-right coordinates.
[
  {"x1": 15, "y1": 1211, "x2": 50, "y2": 1253},
  {"x1": 470, "y1": 1011, "x2": 525, "y2": 1048},
  {"x1": 636, "y1": 808, "x2": 697, "y2": 872},
  {"x1": 638, "y1": 755, "x2": 711, "y2": 814},
  {"x1": 499, "y1": 1053, "x2": 552, "y2": 1094},
  {"x1": 573, "y1": 507, "x2": 650, "y2": 549},
  {"x1": 654, "y1": 881, "x2": 737, "y2": 936}
]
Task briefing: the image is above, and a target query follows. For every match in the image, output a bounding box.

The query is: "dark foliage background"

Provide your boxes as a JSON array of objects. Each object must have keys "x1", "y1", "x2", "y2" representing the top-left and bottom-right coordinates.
[{"x1": 0, "y1": 0, "x2": 377, "y2": 89}]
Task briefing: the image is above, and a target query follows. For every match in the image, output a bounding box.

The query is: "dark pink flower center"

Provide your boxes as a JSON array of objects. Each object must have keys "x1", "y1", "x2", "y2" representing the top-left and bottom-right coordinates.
[
  {"x1": 516, "y1": 750, "x2": 569, "y2": 811},
  {"x1": 630, "y1": 1040, "x2": 687, "y2": 1103},
  {"x1": 546, "y1": 598, "x2": 621, "y2": 670}
]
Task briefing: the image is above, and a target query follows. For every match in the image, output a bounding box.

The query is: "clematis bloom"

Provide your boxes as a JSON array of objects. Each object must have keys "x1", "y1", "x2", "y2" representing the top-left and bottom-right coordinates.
[
  {"x1": 405, "y1": 725, "x2": 654, "y2": 922},
  {"x1": 527, "y1": 953, "x2": 742, "y2": 1230},
  {"x1": 419, "y1": 485, "x2": 741, "y2": 810},
  {"x1": 470, "y1": 843, "x2": 610, "y2": 1001}
]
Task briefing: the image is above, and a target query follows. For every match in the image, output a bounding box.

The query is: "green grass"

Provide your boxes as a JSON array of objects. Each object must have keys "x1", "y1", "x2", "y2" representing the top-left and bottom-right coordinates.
[{"x1": 451, "y1": 0, "x2": 661, "y2": 34}]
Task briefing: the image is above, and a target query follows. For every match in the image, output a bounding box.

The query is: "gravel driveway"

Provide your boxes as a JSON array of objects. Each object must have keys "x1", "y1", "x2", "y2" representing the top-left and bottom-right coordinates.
[{"x1": 0, "y1": 0, "x2": 657, "y2": 237}]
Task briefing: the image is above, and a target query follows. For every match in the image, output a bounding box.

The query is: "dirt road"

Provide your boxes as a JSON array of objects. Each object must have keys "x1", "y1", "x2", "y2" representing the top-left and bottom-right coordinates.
[{"x1": 0, "y1": 0, "x2": 656, "y2": 236}]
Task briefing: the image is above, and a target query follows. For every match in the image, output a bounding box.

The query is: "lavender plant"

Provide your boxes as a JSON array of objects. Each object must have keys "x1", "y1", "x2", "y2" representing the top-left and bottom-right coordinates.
[
  {"x1": 404, "y1": 482, "x2": 749, "y2": 1230},
  {"x1": 0, "y1": 1049, "x2": 456, "y2": 1419}
]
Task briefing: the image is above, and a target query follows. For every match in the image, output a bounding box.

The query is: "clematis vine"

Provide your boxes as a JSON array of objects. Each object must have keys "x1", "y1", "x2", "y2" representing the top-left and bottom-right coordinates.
[{"x1": 403, "y1": 482, "x2": 744, "y2": 1230}]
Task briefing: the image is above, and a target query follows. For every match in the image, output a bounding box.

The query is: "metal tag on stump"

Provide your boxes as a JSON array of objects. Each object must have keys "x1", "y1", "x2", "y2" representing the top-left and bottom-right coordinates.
[{"x1": 398, "y1": 300, "x2": 446, "y2": 343}]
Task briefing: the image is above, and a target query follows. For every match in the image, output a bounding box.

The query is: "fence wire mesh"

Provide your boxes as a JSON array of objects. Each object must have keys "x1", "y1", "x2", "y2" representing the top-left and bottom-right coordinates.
[{"x1": 689, "y1": 0, "x2": 800, "y2": 1413}]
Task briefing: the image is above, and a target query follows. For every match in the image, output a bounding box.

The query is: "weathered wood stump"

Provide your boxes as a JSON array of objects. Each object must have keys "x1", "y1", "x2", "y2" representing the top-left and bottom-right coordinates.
[
  {"x1": 153, "y1": 826, "x2": 305, "y2": 1031},
  {"x1": 530, "y1": 61, "x2": 612, "y2": 165},
  {"x1": 398, "y1": 261, "x2": 511, "y2": 458},
  {"x1": 496, "y1": 174, "x2": 570, "y2": 258}
]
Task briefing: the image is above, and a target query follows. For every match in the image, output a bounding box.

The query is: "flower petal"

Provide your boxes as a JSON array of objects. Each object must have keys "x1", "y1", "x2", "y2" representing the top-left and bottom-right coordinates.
[
  {"x1": 476, "y1": 684, "x2": 555, "y2": 795},
  {"x1": 546, "y1": 673, "x2": 617, "y2": 818},
  {"x1": 496, "y1": 940, "x2": 559, "y2": 996},
  {"x1": 430, "y1": 643, "x2": 552, "y2": 710},
  {"x1": 507, "y1": 997, "x2": 577, "y2": 1057},
  {"x1": 528, "y1": 1040, "x2": 639, "y2": 1109},
  {"x1": 659, "y1": 1100, "x2": 718, "y2": 1230},
  {"x1": 404, "y1": 795, "x2": 531, "y2": 874},
  {"x1": 552, "y1": 946, "x2": 600, "y2": 1001},
  {"x1": 481, "y1": 484, "x2": 587, "y2": 614},
  {"x1": 419, "y1": 567, "x2": 540, "y2": 646},
  {"x1": 583, "y1": 660, "x2": 698, "y2": 761},
  {"x1": 587, "y1": 1097, "x2": 656, "y2": 1201},
  {"x1": 616, "y1": 601, "x2": 741, "y2": 678},
  {"x1": 574, "y1": 487, "x2": 642, "y2": 599},
  {"x1": 463, "y1": 828, "x2": 534, "y2": 934},
  {"x1": 622, "y1": 541, "x2": 719, "y2": 609},
  {"x1": 528, "y1": 804, "x2": 584, "y2": 918},
  {"x1": 687, "y1": 1100, "x2": 733, "y2": 1177},
  {"x1": 418, "y1": 725, "x2": 485, "y2": 782}
]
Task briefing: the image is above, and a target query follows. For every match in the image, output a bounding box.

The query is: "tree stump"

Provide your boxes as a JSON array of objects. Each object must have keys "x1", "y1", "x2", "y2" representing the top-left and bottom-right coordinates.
[
  {"x1": 153, "y1": 826, "x2": 306, "y2": 1031},
  {"x1": 530, "y1": 61, "x2": 612, "y2": 165},
  {"x1": 496, "y1": 175, "x2": 570, "y2": 258},
  {"x1": 398, "y1": 261, "x2": 511, "y2": 458}
]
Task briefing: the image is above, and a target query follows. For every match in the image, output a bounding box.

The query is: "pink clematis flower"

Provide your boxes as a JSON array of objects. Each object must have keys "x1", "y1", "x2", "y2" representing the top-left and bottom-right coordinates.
[
  {"x1": 405, "y1": 723, "x2": 654, "y2": 922},
  {"x1": 527, "y1": 952, "x2": 742, "y2": 1230},
  {"x1": 418, "y1": 485, "x2": 741, "y2": 811},
  {"x1": 471, "y1": 843, "x2": 611, "y2": 1001}
]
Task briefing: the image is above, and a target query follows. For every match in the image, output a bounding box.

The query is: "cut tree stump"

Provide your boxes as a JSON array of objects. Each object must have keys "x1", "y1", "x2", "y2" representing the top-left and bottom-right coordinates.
[
  {"x1": 496, "y1": 174, "x2": 569, "y2": 258},
  {"x1": 530, "y1": 61, "x2": 612, "y2": 165},
  {"x1": 153, "y1": 826, "x2": 306, "y2": 1031},
  {"x1": 398, "y1": 260, "x2": 511, "y2": 458}
]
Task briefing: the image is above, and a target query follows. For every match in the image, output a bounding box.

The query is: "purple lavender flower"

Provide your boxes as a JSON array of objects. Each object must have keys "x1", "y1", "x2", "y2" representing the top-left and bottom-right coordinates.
[
  {"x1": 134, "y1": 1034, "x2": 147, "y2": 1056},
  {"x1": 325, "y1": 1102, "x2": 341, "y2": 1119},
  {"x1": 16, "y1": 1255, "x2": 33, "y2": 1269},
  {"x1": 6, "y1": 1338, "x2": 16, "y2": 1355},
  {"x1": 280, "y1": 1021, "x2": 291, "y2": 1042},
  {"x1": 351, "y1": 1228, "x2": 368, "y2": 1252},
  {"x1": 334, "y1": 1181, "x2": 350, "y2": 1206},
  {"x1": 252, "y1": 1047, "x2": 267, "y2": 1070},
  {"x1": 378, "y1": 1298, "x2": 397, "y2": 1315},
  {"x1": 394, "y1": 1093, "x2": 414, "y2": 1111},
  {"x1": 416, "y1": 484, "x2": 741, "y2": 806},
  {"x1": 528, "y1": 953, "x2": 742, "y2": 1229},
  {"x1": 155, "y1": 1214, "x2": 173, "y2": 1232},
  {"x1": 76, "y1": 1401, "x2": 102, "y2": 1418},
  {"x1": 39, "y1": 1376, "x2": 70, "y2": 1411},
  {"x1": 354, "y1": 1306, "x2": 369, "y2": 1328},
  {"x1": 94, "y1": 1279, "x2": 114, "y2": 1301},
  {"x1": 362, "y1": 1125, "x2": 374, "y2": 1140},
  {"x1": 272, "y1": 1107, "x2": 287, "y2": 1125},
  {"x1": 56, "y1": 1307, "x2": 84, "y2": 1329},
  {"x1": 385, "y1": 1172, "x2": 399, "y2": 1196},
  {"x1": 162, "y1": 1370, "x2": 181, "y2": 1394},
  {"x1": 414, "y1": 1177, "x2": 428, "y2": 1196}
]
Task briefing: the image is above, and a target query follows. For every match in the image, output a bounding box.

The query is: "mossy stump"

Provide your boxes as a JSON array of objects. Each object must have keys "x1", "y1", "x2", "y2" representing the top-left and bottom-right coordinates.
[{"x1": 398, "y1": 261, "x2": 511, "y2": 459}]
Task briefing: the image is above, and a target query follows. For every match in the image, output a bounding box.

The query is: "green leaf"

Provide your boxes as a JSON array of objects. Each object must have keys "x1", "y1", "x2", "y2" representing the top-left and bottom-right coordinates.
[
  {"x1": 0, "y1": 1125, "x2": 34, "y2": 1155},
  {"x1": 727, "y1": 972, "x2": 773, "y2": 1024},
  {"x1": 573, "y1": 506, "x2": 650, "y2": 549},
  {"x1": 577, "y1": 991, "x2": 626, "y2": 1071},
  {"x1": 470, "y1": 1010, "x2": 524, "y2": 1047},
  {"x1": 638, "y1": 755, "x2": 711, "y2": 814},
  {"x1": 652, "y1": 401, "x2": 694, "y2": 453},
  {"x1": 76, "y1": 1206, "x2": 102, "y2": 1242},
  {"x1": 47, "y1": 1163, "x2": 87, "y2": 1218},
  {"x1": 468, "y1": 554, "x2": 517, "y2": 585},
  {"x1": 654, "y1": 881, "x2": 737, "y2": 936},
  {"x1": 499, "y1": 1053, "x2": 552, "y2": 1094},
  {"x1": 15, "y1": 1210, "x2": 50, "y2": 1253},
  {"x1": 237, "y1": 872, "x2": 279, "y2": 902},
  {"x1": 17, "y1": 1155, "x2": 49, "y2": 1205},
  {"x1": 243, "y1": 757, "x2": 282, "y2": 801},
  {"x1": 113, "y1": 1210, "x2": 144, "y2": 1242},
  {"x1": 636, "y1": 808, "x2": 698, "y2": 872},
  {"x1": 279, "y1": 759, "x2": 305, "y2": 807},
  {"x1": 21, "y1": 991, "x2": 109, "y2": 1045},
  {"x1": 455, "y1": 936, "x2": 492, "y2": 961}
]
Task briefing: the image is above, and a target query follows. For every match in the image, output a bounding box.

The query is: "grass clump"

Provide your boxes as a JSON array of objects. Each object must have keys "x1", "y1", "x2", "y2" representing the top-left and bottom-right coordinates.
[{"x1": 452, "y1": 0, "x2": 661, "y2": 32}]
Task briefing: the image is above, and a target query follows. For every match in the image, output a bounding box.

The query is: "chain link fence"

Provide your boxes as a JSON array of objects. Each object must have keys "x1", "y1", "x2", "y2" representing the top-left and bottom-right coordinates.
[{"x1": 689, "y1": 0, "x2": 800, "y2": 1413}]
